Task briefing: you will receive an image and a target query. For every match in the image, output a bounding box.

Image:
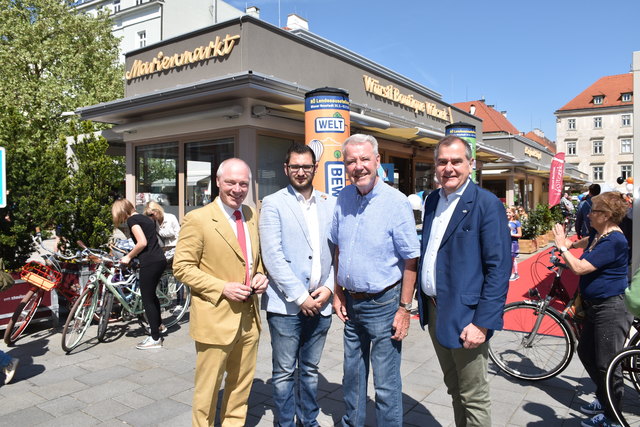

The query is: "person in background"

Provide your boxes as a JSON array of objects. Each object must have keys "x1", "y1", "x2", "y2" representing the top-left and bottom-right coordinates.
[
  {"x1": 508, "y1": 208, "x2": 522, "y2": 281},
  {"x1": 173, "y1": 158, "x2": 268, "y2": 427},
  {"x1": 0, "y1": 351, "x2": 18, "y2": 385},
  {"x1": 417, "y1": 135, "x2": 511, "y2": 426},
  {"x1": 112, "y1": 198, "x2": 167, "y2": 350},
  {"x1": 517, "y1": 205, "x2": 528, "y2": 222},
  {"x1": 553, "y1": 191, "x2": 631, "y2": 427},
  {"x1": 576, "y1": 184, "x2": 601, "y2": 239},
  {"x1": 259, "y1": 143, "x2": 336, "y2": 427},
  {"x1": 331, "y1": 134, "x2": 420, "y2": 427}
]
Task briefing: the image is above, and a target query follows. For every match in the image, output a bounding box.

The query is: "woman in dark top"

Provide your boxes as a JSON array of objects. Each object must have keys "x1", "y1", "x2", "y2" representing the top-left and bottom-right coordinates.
[
  {"x1": 112, "y1": 199, "x2": 167, "y2": 350},
  {"x1": 553, "y1": 191, "x2": 632, "y2": 427}
]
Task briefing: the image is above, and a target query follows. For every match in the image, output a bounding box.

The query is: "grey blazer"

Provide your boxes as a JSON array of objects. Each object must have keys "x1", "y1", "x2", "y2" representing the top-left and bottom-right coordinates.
[{"x1": 259, "y1": 185, "x2": 336, "y2": 316}]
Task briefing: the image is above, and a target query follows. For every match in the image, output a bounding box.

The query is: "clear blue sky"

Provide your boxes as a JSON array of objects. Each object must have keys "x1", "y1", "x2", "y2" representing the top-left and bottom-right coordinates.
[{"x1": 229, "y1": 0, "x2": 639, "y2": 141}]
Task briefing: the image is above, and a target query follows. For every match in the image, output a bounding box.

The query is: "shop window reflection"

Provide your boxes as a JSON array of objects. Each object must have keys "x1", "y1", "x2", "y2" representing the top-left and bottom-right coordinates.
[
  {"x1": 136, "y1": 142, "x2": 178, "y2": 216},
  {"x1": 257, "y1": 135, "x2": 293, "y2": 199},
  {"x1": 185, "y1": 138, "x2": 234, "y2": 213}
]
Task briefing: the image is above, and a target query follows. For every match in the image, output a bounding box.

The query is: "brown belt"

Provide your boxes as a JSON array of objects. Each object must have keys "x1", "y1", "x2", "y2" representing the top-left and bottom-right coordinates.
[{"x1": 347, "y1": 281, "x2": 399, "y2": 300}]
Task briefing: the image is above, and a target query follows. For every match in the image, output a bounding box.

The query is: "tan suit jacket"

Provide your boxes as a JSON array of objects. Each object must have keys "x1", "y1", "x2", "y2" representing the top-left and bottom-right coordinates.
[{"x1": 173, "y1": 198, "x2": 263, "y2": 345}]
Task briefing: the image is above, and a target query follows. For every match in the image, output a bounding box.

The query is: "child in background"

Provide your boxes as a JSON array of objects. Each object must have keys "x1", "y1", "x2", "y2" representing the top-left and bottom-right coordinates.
[{"x1": 508, "y1": 208, "x2": 522, "y2": 281}]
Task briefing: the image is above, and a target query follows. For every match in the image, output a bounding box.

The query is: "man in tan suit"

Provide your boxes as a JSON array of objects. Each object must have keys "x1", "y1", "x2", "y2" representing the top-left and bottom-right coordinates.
[{"x1": 173, "y1": 158, "x2": 268, "y2": 427}]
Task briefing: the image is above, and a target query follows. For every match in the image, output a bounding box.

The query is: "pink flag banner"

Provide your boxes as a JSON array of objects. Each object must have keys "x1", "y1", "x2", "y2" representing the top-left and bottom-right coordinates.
[{"x1": 548, "y1": 152, "x2": 565, "y2": 207}]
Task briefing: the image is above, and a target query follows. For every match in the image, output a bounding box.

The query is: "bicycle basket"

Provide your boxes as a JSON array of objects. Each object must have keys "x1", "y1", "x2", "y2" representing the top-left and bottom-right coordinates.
[{"x1": 20, "y1": 261, "x2": 62, "y2": 291}]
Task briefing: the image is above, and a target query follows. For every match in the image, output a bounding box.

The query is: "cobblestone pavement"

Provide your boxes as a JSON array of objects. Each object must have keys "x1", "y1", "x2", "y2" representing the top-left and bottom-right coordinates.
[{"x1": 0, "y1": 243, "x2": 595, "y2": 426}]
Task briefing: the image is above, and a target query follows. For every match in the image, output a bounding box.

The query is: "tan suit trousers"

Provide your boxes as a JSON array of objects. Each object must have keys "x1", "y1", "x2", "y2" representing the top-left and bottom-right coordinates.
[{"x1": 192, "y1": 308, "x2": 260, "y2": 427}]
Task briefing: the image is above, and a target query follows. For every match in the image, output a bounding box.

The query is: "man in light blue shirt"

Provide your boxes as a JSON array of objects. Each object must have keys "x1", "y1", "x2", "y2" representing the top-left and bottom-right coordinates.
[{"x1": 330, "y1": 134, "x2": 420, "y2": 427}]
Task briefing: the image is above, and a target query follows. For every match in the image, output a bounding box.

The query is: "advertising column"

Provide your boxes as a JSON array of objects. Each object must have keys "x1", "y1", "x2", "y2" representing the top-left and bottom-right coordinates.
[
  {"x1": 305, "y1": 88, "x2": 350, "y2": 197},
  {"x1": 445, "y1": 122, "x2": 477, "y2": 182}
]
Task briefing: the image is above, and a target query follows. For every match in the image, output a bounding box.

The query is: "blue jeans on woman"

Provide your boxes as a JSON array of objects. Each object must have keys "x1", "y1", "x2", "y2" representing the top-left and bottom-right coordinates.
[
  {"x1": 267, "y1": 312, "x2": 332, "y2": 427},
  {"x1": 341, "y1": 285, "x2": 402, "y2": 427}
]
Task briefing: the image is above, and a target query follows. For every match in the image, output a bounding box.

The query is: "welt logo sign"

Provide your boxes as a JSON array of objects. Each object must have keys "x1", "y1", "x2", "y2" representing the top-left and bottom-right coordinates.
[{"x1": 315, "y1": 117, "x2": 345, "y2": 133}]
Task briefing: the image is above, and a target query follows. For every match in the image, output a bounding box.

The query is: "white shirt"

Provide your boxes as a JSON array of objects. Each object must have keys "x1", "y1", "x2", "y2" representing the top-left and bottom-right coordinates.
[
  {"x1": 216, "y1": 198, "x2": 254, "y2": 277},
  {"x1": 420, "y1": 179, "x2": 470, "y2": 296},
  {"x1": 293, "y1": 190, "x2": 322, "y2": 306}
]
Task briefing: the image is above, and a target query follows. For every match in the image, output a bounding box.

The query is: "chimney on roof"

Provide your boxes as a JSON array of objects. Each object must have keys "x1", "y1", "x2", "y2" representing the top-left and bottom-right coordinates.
[
  {"x1": 469, "y1": 105, "x2": 476, "y2": 115},
  {"x1": 487, "y1": 104, "x2": 495, "y2": 109},
  {"x1": 532, "y1": 128, "x2": 545, "y2": 138},
  {"x1": 500, "y1": 110, "x2": 507, "y2": 118},
  {"x1": 245, "y1": 6, "x2": 260, "y2": 19},
  {"x1": 286, "y1": 14, "x2": 309, "y2": 30}
]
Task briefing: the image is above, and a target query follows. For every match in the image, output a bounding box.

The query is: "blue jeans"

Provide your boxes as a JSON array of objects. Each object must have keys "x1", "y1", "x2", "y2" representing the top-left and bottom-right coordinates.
[
  {"x1": 341, "y1": 285, "x2": 402, "y2": 427},
  {"x1": 0, "y1": 350, "x2": 11, "y2": 367},
  {"x1": 267, "y1": 312, "x2": 332, "y2": 427}
]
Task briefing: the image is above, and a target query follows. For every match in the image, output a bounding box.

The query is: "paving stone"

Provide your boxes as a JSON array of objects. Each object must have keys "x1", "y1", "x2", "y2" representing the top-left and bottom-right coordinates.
[
  {"x1": 116, "y1": 398, "x2": 190, "y2": 426},
  {"x1": 71, "y1": 379, "x2": 140, "y2": 403},
  {"x1": 82, "y1": 398, "x2": 134, "y2": 421},
  {"x1": 37, "y1": 395, "x2": 86, "y2": 417}
]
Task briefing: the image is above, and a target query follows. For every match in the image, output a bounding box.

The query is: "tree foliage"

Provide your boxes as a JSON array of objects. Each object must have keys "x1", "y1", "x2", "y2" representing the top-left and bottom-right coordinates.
[{"x1": 0, "y1": 0, "x2": 124, "y2": 268}]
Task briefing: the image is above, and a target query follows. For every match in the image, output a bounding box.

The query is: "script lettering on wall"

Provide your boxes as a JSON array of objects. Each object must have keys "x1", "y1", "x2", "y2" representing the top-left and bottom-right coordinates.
[
  {"x1": 363, "y1": 75, "x2": 452, "y2": 122},
  {"x1": 125, "y1": 34, "x2": 240, "y2": 80}
]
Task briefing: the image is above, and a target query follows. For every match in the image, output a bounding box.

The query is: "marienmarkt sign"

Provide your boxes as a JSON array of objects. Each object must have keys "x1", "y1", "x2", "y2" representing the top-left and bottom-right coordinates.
[
  {"x1": 363, "y1": 75, "x2": 452, "y2": 122},
  {"x1": 0, "y1": 147, "x2": 5, "y2": 208},
  {"x1": 125, "y1": 34, "x2": 240, "y2": 80}
]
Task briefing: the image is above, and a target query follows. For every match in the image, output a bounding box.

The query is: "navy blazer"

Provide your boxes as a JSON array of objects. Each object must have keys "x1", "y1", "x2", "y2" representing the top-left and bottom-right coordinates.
[{"x1": 417, "y1": 181, "x2": 511, "y2": 349}]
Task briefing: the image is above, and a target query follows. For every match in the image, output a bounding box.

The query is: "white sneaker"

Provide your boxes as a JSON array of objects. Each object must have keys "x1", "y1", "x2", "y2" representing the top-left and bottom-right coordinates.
[
  {"x1": 172, "y1": 305, "x2": 183, "y2": 315},
  {"x1": 136, "y1": 336, "x2": 163, "y2": 350},
  {"x1": 4, "y1": 358, "x2": 19, "y2": 384}
]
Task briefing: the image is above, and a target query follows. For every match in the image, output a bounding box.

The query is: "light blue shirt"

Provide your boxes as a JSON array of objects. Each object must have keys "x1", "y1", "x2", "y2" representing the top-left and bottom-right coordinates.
[
  {"x1": 330, "y1": 179, "x2": 420, "y2": 293},
  {"x1": 420, "y1": 179, "x2": 470, "y2": 296}
]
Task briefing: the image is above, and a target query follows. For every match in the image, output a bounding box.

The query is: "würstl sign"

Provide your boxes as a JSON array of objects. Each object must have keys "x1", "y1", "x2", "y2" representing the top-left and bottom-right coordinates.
[
  {"x1": 363, "y1": 75, "x2": 452, "y2": 122},
  {"x1": 125, "y1": 34, "x2": 240, "y2": 80},
  {"x1": 524, "y1": 146, "x2": 542, "y2": 160}
]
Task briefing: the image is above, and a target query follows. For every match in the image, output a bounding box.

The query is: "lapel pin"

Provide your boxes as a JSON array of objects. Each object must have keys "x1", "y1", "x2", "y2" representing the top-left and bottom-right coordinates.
[{"x1": 462, "y1": 210, "x2": 468, "y2": 213}]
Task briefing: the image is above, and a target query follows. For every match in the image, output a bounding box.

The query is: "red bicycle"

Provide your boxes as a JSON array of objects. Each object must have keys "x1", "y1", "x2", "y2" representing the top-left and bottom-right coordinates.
[{"x1": 3, "y1": 235, "x2": 91, "y2": 345}]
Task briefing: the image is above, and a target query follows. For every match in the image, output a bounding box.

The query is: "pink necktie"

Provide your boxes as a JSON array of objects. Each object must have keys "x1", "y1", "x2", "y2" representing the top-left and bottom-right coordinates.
[{"x1": 233, "y1": 210, "x2": 250, "y2": 286}]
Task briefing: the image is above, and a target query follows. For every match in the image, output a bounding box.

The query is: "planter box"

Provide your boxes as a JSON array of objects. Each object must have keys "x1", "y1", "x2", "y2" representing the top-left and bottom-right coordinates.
[
  {"x1": 545, "y1": 231, "x2": 555, "y2": 244},
  {"x1": 519, "y1": 239, "x2": 538, "y2": 254},
  {"x1": 535, "y1": 235, "x2": 548, "y2": 248}
]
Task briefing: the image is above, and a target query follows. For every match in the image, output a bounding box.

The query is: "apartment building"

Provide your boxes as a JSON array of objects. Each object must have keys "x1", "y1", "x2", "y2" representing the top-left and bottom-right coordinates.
[
  {"x1": 72, "y1": 0, "x2": 249, "y2": 61},
  {"x1": 555, "y1": 73, "x2": 634, "y2": 192}
]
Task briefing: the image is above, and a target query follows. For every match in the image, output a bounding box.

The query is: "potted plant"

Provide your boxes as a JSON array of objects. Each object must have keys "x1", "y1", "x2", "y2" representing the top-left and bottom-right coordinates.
[{"x1": 519, "y1": 212, "x2": 539, "y2": 254}]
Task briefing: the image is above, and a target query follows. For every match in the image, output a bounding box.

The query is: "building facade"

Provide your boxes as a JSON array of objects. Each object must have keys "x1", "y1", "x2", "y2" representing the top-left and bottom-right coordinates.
[
  {"x1": 77, "y1": 16, "x2": 493, "y2": 219},
  {"x1": 555, "y1": 73, "x2": 634, "y2": 192},
  {"x1": 72, "y1": 0, "x2": 247, "y2": 61}
]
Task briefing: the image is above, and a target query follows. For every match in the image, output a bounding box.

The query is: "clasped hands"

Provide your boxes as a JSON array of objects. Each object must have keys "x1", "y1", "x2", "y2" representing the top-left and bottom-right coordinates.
[{"x1": 223, "y1": 273, "x2": 268, "y2": 302}]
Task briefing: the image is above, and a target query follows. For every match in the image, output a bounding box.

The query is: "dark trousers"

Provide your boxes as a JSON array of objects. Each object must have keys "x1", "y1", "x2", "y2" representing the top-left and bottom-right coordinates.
[
  {"x1": 578, "y1": 294, "x2": 633, "y2": 419},
  {"x1": 139, "y1": 259, "x2": 167, "y2": 340}
]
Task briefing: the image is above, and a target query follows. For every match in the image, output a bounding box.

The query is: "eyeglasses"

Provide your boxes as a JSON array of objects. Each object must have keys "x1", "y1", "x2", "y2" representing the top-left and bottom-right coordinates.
[
  {"x1": 287, "y1": 164, "x2": 314, "y2": 173},
  {"x1": 590, "y1": 209, "x2": 606, "y2": 214}
]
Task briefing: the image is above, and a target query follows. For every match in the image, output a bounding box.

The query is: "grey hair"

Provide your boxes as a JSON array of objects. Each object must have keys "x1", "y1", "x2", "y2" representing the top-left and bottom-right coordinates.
[
  {"x1": 342, "y1": 134, "x2": 379, "y2": 156},
  {"x1": 216, "y1": 158, "x2": 252, "y2": 179},
  {"x1": 434, "y1": 135, "x2": 473, "y2": 161}
]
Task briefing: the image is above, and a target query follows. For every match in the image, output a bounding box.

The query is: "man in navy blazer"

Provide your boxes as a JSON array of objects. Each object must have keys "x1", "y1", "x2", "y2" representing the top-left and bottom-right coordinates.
[
  {"x1": 260, "y1": 143, "x2": 336, "y2": 427},
  {"x1": 417, "y1": 135, "x2": 510, "y2": 426}
]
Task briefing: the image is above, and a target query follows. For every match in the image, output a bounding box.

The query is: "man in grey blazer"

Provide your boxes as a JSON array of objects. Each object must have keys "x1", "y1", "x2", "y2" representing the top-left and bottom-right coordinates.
[{"x1": 260, "y1": 143, "x2": 336, "y2": 427}]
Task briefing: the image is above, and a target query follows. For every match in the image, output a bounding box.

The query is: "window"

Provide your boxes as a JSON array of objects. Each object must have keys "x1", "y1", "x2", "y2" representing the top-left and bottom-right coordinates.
[
  {"x1": 113, "y1": 0, "x2": 120, "y2": 13},
  {"x1": 592, "y1": 166, "x2": 603, "y2": 182},
  {"x1": 592, "y1": 140, "x2": 603, "y2": 155},
  {"x1": 257, "y1": 135, "x2": 295, "y2": 199},
  {"x1": 136, "y1": 142, "x2": 179, "y2": 216},
  {"x1": 621, "y1": 139, "x2": 633, "y2": 153},
  {"x1": 567, "y1": 118, "x2": 576, "y2": 130},
  {"x1": 136, "y1": 0, "x2": 144, "y2": 5},
  {"x1": 622, "y1": 93, "x2": 632, "y2": 102},
  {"x1": 622, "y1": 114, "x2": 631, "y2": 126},
  {"x1": 593, "y1": 95, "x2": 604, "y2": 105},
  {"x1": 594, "y1": 117, "x2": 602, "y2": 128},
  {"x1": 621, "y1": 165, "x2": 633, "y2": 180},
  {"x1": 137, "y1": 30, "x2": 146, "y2": 48},
  {"x1": 566, "y1": 141, "x2": 576, "y2": 155},
  {"x1": 184, "y1": 138, "x2": 234, "y2": 213}
]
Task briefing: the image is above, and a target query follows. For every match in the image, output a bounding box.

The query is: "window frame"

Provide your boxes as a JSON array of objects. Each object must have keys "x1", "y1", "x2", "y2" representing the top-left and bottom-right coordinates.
[
  {"x1": 592, "y1": 140, "x2": 603, "y2": 155},
  {"x1": 594, "y1": 117, "x2": 602, "y2": 129},
  {"x1": 620, "y1": 138, "x2": 633, "y2": 154},
  {"x1": 137, "y1": 30, "x2": 146, "y2": 48},
  {"x1": 622, "y1": 93, "x2": 632, "y2": 102},
  {"x1": 622, "y1": 114, "x2": 631, "y2": 127},
  {"x1": 567, "y1": 118, "x2": 576, "y2": 130},
  {"x1": 566, "y1": 141, "x2": 576, "y2": 156},
  {"x1": 593, "y1": 95, "x2": 604, "y2": 105},
  {"x1": 592, "y1": 165, "x2": 604, "y2": 182},
  {"x1": 621, "y1": 164, "x2": 633, "y2": 180}
]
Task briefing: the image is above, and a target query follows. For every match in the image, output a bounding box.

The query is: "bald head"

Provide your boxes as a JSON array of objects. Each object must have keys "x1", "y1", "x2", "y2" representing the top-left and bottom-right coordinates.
[{"x1": 216, "y1": 158, "x2": 252, "y2": 210}]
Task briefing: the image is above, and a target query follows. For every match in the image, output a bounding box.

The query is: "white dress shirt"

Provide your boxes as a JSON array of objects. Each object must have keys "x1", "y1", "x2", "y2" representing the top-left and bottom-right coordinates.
[
  {"x1": 216, "y1": 198, "x2": 254, "y2": 277},
  {"x1": 420, "y1": 179, "x2": 470, "y2": 296},
  {"x1": 293, "y1": 190, "x2": 322, "y2": 306}
]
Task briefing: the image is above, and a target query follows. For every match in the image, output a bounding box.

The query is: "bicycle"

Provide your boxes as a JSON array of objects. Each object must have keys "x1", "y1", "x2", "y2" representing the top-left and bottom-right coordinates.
[
  {"x1": 61, "y1": 243, "x2": 190, "y2": 353},
  {"x1": 488, "y1": 248, "x2": 583, "y2": 380},
  {"x1": 3, "y1": 234, "x2": 91, "y2": 345},
  {"x1": 605, "y1": 318, "x2": 640, "y2": 426}
]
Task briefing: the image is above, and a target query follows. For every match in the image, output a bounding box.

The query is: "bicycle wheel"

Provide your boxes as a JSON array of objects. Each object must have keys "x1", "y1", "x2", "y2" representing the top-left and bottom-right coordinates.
[
  {"x1": 488, "y1": 301, "x2": 575, "y2": 380},
  {"x1": 61, "y1": 285, "x2": 97, "y2": 353},
  {"x1": 138, "y1": 272, "x2": 191, "y2": 333},
  {"x1": 3, "y1": 288, "x2": 45, "y2": 345},
  {"x1": 606, "y1": 347, "x2": 640, "y2": 426},
  {"x1": 96, "y1": 290, "x2": 114, "y2": 342}
]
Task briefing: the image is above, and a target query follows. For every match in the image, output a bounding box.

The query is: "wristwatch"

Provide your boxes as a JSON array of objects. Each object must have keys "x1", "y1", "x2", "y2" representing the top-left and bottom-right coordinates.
[
  {"x1": 559, "y1": 246, "x2": 568, "y2": 254},
  {"x1": 399, "y1": 301, "x2": 413, "y2": 312}
]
